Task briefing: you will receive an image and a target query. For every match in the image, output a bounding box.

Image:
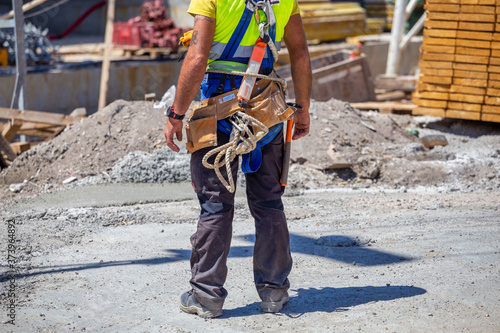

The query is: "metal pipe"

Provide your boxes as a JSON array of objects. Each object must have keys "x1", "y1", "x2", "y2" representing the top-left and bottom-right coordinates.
[
  {"x1": 10, "y1": 0, "x2": 27, "y2": 111},
  {"x1": 400, "y1": 12, "x2": 426, "y2": 51},
  {"x1": 0, "y1": 0, "x2": 50, "y2": 20},
  {"x1": 405, "y1": 0, "x2": 420, "y2": 22},
  {"x1": 386, "y1": 0, "x2": 407, "y2": 76}
]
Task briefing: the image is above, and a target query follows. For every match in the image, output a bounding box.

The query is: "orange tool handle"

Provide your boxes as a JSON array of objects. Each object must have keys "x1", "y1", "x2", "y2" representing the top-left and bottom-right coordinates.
[{"x1": 280, "y1": 119, "x2": 294, "y2": 186}]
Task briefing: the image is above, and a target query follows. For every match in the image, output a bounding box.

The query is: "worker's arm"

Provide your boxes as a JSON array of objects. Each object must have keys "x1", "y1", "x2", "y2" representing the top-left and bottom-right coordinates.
[
  {"x1": 164, "y1": 15, "x2": 215, "y2": 152},
  {"x1": 283, "y1": 14, "x2": 311, "y2": 140}
]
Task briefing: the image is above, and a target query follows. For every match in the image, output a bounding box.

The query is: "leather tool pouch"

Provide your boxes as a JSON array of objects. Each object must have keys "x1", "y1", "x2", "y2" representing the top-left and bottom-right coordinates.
[{"x1": 185, "y1": 79, "x2": 293, "y2": 154}]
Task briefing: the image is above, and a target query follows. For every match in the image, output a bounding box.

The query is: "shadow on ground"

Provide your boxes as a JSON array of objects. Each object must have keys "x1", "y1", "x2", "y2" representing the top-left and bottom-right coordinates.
[
  {"x1": 3, "y1": 234, "x2": 413, "y2": 281},
  {"x1": 224, "y1": 285, "x2": 426, "y2": 318}
]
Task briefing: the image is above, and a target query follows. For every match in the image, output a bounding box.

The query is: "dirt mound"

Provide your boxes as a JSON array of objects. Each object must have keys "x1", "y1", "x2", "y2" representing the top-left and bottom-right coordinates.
[{"x1": 1, "y1": 98, "x2": 500, "y2": 206}]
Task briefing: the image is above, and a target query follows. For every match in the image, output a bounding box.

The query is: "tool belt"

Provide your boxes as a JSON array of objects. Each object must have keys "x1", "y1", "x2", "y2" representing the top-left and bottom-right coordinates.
[{"x1": 185, "y1": 79, "x2": 293, "y2": 154}]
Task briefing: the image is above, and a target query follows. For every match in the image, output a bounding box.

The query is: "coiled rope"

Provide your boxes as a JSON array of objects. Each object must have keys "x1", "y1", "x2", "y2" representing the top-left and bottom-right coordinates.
[{"x1": 202, "y1": 111, "x2": 269, "y2": 193}]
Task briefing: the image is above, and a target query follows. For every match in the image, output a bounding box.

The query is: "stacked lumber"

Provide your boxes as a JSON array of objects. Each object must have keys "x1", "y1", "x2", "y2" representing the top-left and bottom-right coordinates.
[
  {"x1": 413, "y1": 0, "x2": 500, "y2": 123},
  {"x1": 0, "y1": 108, "x2": 84, "y2": 168},
  {"x1": 298, "y1": 2, "x2": 367, "y2": 43},
  {"x1": 364, "y1": 0, "x2": 395, "y2": 31}
]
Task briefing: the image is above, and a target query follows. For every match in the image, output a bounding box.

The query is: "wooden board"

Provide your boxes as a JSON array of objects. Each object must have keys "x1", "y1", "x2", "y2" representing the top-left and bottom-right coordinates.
[
  {"x1": 413, "y1": 97, "x2": 448, "y2": 108},
  {"x1": 450, "y1": 85, "x2": 486, "y2": 95},
  {"x1": 449, "y1": 92, "x2": 484, "y2": 103},
  {"x1": 421, "y1": 52, "x2": 455, "y2": 62},
  {"x1": 454, "y1": 69, "x2": 489, "y2": 79},
  {"x1": 456, "y1": 30, "x2": 493, "y2": 41},
  {"x1": 459, "y1": 13, "x2": 495, "y2": 22},
  {"x1": 456, "y1": 38, "x2": 491, "y2": 49},
  {"x1": 427, "y1": 0, "x2": 460, "y2": 4},
  {"x1": 492, "y1": 49, "x2": 500, "y2": 57},
  {"x1": 455, "y1": 46, "x2": 490, "y2": 57},
  {"x1": 350, "y1": 101, "x2": 416, "y2": 113},
  {"x1": 10, "y1": 142, "x2": 30, "y2": 154},
  {"x1": 489, "y1": 80, "x2": 500, "y2": 88},
  {"x1": 489, "y1": 57, "x2": 500, "y2": 66},
  {"x1": 417, "y1": 82, "x2": 451, "y2": 92},
  {"x1": 481, "y1": 113, "x2": 500, "y2": 122},
  {"x1": 413, "y1": 91, "x2": 449, "y2": 100},
  {"x1": 420, "y1": 75, "x2": 453, "y2": 84},
  {"x1": 457, "y1": 21, "x2": 494, "y2": 31},
  {"x1": 412, "y1": 107, "x2": 446, "y2": 117},
  {"x1": 419, "y1": 60, "x2": 453, "y2": 69},
  {"x1": 446, "y1": 109, "x2": 481, "y2": 120},
  {"x1": 2, "y1": 118, "x2": 23, "y2": 141},
  {"x1": 427, "y1": 12, "x2": 461, "y2": 21},
  {"x1": 422, "y1": 37, "x2": 456, "y2": 46},
  {"x1": 424, "y1": 20, "x2": 458, "y2": 30},
  {"x1": 490, "y1": 72, "x2": 500, "y2": 80},
  {"x1": 421, "y1": 44, "x2": 456, "y2": 54},
  {"x1": 483, "y1": 104, "x2": 500, "y2": 114},
  {"x1": 0, "y1": 107, "x2": 79, "y2": 126},
  {"x1": 454, "y1": 54, "x2": 489, "y2": 65},
  {"x1": 425, "y1": 4, "x2": 460, "y2": 12},
  {"x1": 453, "y1": 63, "x2": 487, "y2": 72},
  {"x1": 420, "y1": 68, "x2": 454, "y2": 77},
  {"x1": 424, "y1": 28, "x2": 457, "y2": 38},
  {"x1": 488, "y1": 65, "x2": 500, "y2": 73},
  {"x1": 448, "y1": 101, "x2": 482, "y2": 112},
  {"x1": 485, "y1": 96, "x2": 500, "y2": 104},
  {"x1": 460, "y1": 5, "x2": 496, "y2": 14},
  {"x1": 487, "y1": 87, "x2": 500, "y2": 96}
]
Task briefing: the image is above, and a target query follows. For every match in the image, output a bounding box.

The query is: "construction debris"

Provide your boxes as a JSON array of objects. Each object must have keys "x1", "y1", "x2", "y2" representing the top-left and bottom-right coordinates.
[{"x1": 421, "y1": 134, "x2": 448, "y2": 149}]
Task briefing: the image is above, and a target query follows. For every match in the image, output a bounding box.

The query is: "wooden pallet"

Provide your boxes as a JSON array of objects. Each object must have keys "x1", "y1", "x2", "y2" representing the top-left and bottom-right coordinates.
[
  {"x1": 0, "y1": 107, "x2": 84, "y2": 165},
  {"x1": 118, "y1": 46, "x2": 183, "y2": 59}
]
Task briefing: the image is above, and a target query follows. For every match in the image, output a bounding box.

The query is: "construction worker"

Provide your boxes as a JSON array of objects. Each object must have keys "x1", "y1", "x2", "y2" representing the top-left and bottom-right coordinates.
[{"x1": 164, "y1": 0, "x2": 311, "y2": 318}]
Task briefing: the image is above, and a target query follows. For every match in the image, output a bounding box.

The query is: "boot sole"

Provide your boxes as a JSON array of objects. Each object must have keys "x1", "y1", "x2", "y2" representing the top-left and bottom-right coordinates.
[
  {"x1": 261, "y1": 294, "x2": 289, "y2": 313},
  {"x1": 179, "y1": 301, "x2": 222, "y2": 319}
]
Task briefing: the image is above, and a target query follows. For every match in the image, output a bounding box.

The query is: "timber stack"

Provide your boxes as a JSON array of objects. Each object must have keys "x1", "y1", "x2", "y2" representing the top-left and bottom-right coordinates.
[{"x1": 412, "y1": 0, "x2": 500, "y2": 123}]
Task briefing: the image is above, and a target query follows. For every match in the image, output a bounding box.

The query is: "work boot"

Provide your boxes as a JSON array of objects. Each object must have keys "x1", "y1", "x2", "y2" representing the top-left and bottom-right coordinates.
[
  {"x1": 261, "y1": 292, "x2": 289, "y2": 313},
  {"x1": 179, "y1": 290, "x2": 222, "y2": 319}
]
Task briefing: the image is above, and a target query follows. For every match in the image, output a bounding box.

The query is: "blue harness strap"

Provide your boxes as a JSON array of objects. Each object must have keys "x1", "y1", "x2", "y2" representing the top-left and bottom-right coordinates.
[
  {"x1": 201, "y1": 1, "x2": 281, "y2": 173},
  {"x1": 218, "y1": 120, "x2": 283, "y2": 173}
]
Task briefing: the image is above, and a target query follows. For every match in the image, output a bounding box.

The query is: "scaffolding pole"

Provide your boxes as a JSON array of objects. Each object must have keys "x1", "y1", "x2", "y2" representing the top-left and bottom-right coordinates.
[{"x1": 10, "y1": 0, "x2": 27, "y2": 111}]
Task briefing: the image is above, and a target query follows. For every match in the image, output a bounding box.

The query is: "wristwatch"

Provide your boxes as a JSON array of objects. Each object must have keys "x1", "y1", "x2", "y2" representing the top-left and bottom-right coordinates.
[{"x1": 166, "y1": 106, "x2": 185, "y2": 120}]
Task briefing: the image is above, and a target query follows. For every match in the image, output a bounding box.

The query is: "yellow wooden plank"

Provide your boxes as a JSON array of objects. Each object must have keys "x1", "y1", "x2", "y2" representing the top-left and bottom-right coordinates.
[
  {"x1": 413, "y1": 91, "x2": 449, "y2": 100},
  {"x1": 460, "y1": 0, "x2": 478, "y2": 4},
  {"x1": 449, "y1": 93, "x2": 484, "y2": 103},
  {"x1": 1, "y1": 118, "x2": 23, "y2": 142},
  {"x1": 424, "y1": 19, "x2": 458, "y2": 30},
  {"x1": 456, "y1": 30, "x2": 493, "y2": 40},
  {"x1": 427, "y1": 0, "x2": 460, "y2": 3},
  {"x1": 453, "y1": 77, "x2": 488, "y2": 87},
  {"x1": 454, "y1": 70, "x2": 489, "y2": 79},
  {"x1": 490, "y1": 57, "x2": 500, "y2": 66},
  {"x1": 493, "y1": 33, "x2": 500, "y2": 41},
  {"x1": 487, "y1": 79, "x2": 500, "y2": 88},
  {"x1": 427, "y1": 12, "x2": 460, "y2": 21},
  {"x1": 453, "y1": 63, "x2": 488, "y2": 72},
  {"x1": 425, "y1": 4, "x2": 460, "y2": 12},
  {"x1": 478, "y1": 0, "x2": 496, "y2": 4},
  {"x1": 417, "y1": 83, "x2": 451, "y2": 92},
  {"x1": 421, "y1": 68, "x2": 454, "y2": 77},
  {"x1": 455, "y1": 54, "x2": 489, "y2": 64},
  {"x1": 420, "y1": 75, "x2": 453, "y2": 84},
  {"x1": 9, "y1": 142, "x2": 30, "y2": 154},
  {"x1": 488, "y1": 65, "x2": 500, "y2": 73},
  {"x1": 455, "y1": 46, "x2": 490, "y2": 56},
  {"x1": 421, "y1": 52, "x2": 455, "y2": 62},
  {"x1": 460, "y1": 5, "x2": 496, "y2": 14},
  {"x1": 456, "y1": 38, "x2": 491, "y2": 49},
  {"x1": 459, "y1": 13, "x2": 495, "y2": 22},
  {"x1": 450, "y1": 85, "x2": 486, "y2": 95},
  {"x1": 412, "y1": 107, "x2": 446, "y2": 117},
  {"x1": 423, "y1": 28, "x2": 457, "y2": 38},
  {"x1": 457, "y1": 21, "x2": 494, "y2": 32},
  {"x1": 482, "y1": 104, "x2": 500, "y2": 114},
  {"x1": 489, "y1": 72, "x2": 500, "y2": 80},
  {"x1": 421, "y1": 44, "x2": 456, "y2": 54},
  {"x1": 413, "y1": 98, "x2": 448, "y2": 108},
  {"x1": 446, "y1": 109, "x2": 481, "y2": 120},
  {"x1": 481, "y1": 113, "x2": 500, "y2": 122},
  {"x1": 448, "y1": 101, "x2": 482, "y2": 112},
  {"x1": 492, "y1": 42, "x2": 500, "y2": 49},
  {"x1": 485, "y1": 95, "x2": 500, "y2": 104},
  {"x1": 422, "y1": 37, "x2": 456, "y2": 46},
  {"x1": 419, "y1": 60, "x2": 453, "y2": 69},
  {"x1": 487, "y1": 87, "x2": 500, "y2": 96},
  {"x1": 491, "y1": 50, "x2": 500, "y2": 57},
  {"x1": 496, "y1": 23, "x2": 500, "y2": 32}
]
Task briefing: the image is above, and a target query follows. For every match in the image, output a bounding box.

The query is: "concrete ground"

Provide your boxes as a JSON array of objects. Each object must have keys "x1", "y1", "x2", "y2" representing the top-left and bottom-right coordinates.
[{"x1": 1, "y1": 184, "x2": 499, "y2": 332}]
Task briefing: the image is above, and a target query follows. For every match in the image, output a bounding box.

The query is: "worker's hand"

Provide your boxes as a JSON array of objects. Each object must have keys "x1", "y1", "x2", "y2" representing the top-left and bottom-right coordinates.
[
  {"x1": 292, "y1": 109, "x2": 310, "y2": 140},
  {"x1": 164, "y1": 118, "x2": 183, "y2": 152}
]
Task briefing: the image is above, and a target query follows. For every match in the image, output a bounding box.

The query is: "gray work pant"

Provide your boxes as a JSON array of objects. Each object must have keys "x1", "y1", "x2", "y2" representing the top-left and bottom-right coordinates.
[{"x1": 189, "y1": 127, "x2": 292, "y2": 310}]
